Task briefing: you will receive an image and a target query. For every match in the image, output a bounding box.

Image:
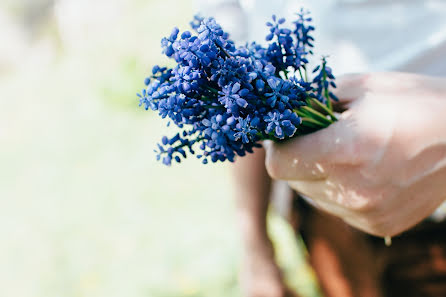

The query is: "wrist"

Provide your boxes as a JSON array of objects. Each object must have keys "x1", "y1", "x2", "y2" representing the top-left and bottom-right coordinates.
[
  {"x1": 238, "y1": 211, "x2": 269, "y2": 242},
  {"x1": 239, "y1": 228, "x2": 276, "y2": 261}
]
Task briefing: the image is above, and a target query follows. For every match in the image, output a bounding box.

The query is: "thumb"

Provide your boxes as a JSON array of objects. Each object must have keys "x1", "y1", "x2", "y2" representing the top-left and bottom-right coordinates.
[
  {"x1": 264, "y1": 74, "x2": 368, "y2": 181},
  {"x1": 332, "y1": 73, "x2": 369, "y2": 112},
  {"x1": 264, "y1": 113, "x2": 357, "y2": 181}
]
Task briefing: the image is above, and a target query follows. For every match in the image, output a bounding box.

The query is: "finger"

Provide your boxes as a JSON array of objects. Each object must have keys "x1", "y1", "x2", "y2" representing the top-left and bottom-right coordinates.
[
  {"x1": 330, "y1": 73, "x2": 371, "y2": 112},
  {"x1": 264, "y1": 115, "x2": 357, "y2": 181},
  {"x1": 332, "y1": 73, "x2": 370, "y2": 101},
  {"x1": 288, "y1": 178, "x2": 364, "y2": 217}
]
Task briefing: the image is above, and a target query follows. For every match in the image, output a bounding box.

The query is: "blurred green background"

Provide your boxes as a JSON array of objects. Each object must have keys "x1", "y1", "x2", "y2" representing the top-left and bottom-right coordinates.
[{"x1": 0, "y1": 1, "x2": 321, "y2": 296}]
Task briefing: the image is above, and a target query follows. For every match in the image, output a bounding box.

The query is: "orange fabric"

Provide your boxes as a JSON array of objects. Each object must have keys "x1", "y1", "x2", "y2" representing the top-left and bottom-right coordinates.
[{"x1": 294, "y1": 196, "x2": 446, "y2": 297}]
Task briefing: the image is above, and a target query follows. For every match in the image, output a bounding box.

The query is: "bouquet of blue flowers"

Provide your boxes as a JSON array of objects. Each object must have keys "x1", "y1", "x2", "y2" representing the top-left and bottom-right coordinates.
[{"x1": 138, "y1": 10, "x2": 338, "y2": 165}]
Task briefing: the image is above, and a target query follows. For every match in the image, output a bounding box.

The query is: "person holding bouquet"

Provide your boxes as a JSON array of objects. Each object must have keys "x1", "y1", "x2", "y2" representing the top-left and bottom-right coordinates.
[{"x1": 197, "y1": 0, "x2": 446, "y2": 296}]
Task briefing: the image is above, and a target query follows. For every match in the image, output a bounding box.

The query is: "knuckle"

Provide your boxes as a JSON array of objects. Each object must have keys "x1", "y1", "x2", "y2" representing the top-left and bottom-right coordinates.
[
  {"x1": 349, "y1": 197, "x2": 379, "y2": 213},
  {"x1": 264, "y1": 145, "x2": 285, "y2": 180},
  {"x1": 265, "y1": 155, "x2": 283, "y2": 180}
]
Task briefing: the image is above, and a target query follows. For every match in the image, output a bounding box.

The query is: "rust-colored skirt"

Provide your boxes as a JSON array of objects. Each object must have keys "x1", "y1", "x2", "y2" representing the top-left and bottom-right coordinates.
[{"x1": 292, "y1": 196, "x2": 446, "y2": 297}]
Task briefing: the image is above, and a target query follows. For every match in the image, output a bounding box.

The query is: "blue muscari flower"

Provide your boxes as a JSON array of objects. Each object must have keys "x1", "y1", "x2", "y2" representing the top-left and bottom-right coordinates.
[
  {"x1": 218, "y1": 83, "x2": 249, "y2": 115},
  {"x1": 265, "y1": 15, "x2": 298, "y2": 71},
  {"x1": 138, "y1": 75, "x2": 172, "y2": 111},
  {"x1": 137, "y1": 89, "x2": 151, "y2": 110},
  {"x1": 197, "y1": 17, "x2": 226, "y2": 48},
  {"x1": 264, "y1": 109, "x2": 301, "y2": 139},
  {"x1": 246, "y1": 42, "x2": 267, "y2": 61},
  {"x1": 255, "y1": 79, "x2": 265, "y2": 93},
  {"x1": 172, "y1": 35, "x2": 200, "y2": 67},
  {"x1": 195, "y1": 18, "x2": 236, "y2": 55},
  {"x1": 161, "y1": 27, "x2": 180, "y2": 57},
  {"x1": 198, "y1": 18, "x2": 223, "y2": 40},
  {"x1": 210, "y1": 56, "x2": 255, "y2": 88},
  {"x1": 171, "y1": 30, "x2": 222, "y2": 70},
  {"x1": 234, "y1": 116, "x2": 258, "y2": 144},
  {"x1": 312, "y1": 57, "x2": 338, "y2": 103},
  {"x1": 156, "y1": 132, "x2": 193, "y2": 166},
  {"x1": 140, "y1": 12, "x2": 336, "y2": 165},
  {"x1": 158, "y1": 94, "x2": 185, "y2": 123},
  {"x1": 266, "y1": 15, "x2": 289, "y2": 41},
  {"x1": 294, "y1": 9, "x2": 315, "y2": 50},
  {"x1": 265, "y1": 77, "x2": 291, "y2": 108},
  {"x1": 172, "y1": 65, "x2": 201, "y2": 93},
  {"x1": 202, "y1": 114, "x2": 228, "y2": 139},
  {"x1": 190, "y1": 15, "x2": 204, "y2": 31}
]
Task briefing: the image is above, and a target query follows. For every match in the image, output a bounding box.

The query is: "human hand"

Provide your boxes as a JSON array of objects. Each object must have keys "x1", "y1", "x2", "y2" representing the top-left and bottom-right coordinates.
[{"x1": 264, "y1": 72, "x2": 446, "y2": 237}]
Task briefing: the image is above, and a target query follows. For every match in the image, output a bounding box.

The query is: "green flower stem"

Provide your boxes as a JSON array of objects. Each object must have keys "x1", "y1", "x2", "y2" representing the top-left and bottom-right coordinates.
[
  {"x1": 300, "y1": 118, "x2": 325, "y2": 129},
  {"x1": 292, "y1": 96, "x2": 338, "y2": 135},
  {"x1": 282, "y1": 69, "x2": 289, "y2": 79},
  {"x1": 295, "y1": 109, "x2": 314, "y2": 120},
  {"x1": 203, "y1": 85, "x2": 220, "y2": 94},
  {"x1": 300, "y1": 106, "x2": 333, "y2": 125},
  {"x1": 308, "y1": 98, "x2": 337, "y2": 121},
  {"x1": 216, "y1": 43, "x2": 231, "y2": 58},
  {"x1": 325, "y1": 87, "x2": 332, "y2": 110},
  {"x1": 298, "y1": 68, "x2": 305, "y2": 81},
  {"x1": 321, "y1": 61, "x2": 333, "y2": 111},
  {"x1": 295, "y1": 110, "x2": 327, "y2": 127},
  {"x1": 160, "y1": 136, "x2": 205, "y2": 157}
]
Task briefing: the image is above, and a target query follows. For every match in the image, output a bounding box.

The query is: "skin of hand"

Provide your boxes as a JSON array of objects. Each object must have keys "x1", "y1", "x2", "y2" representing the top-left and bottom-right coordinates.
[
  {"x1": 232, "y1": 148, "x2": 300, "y2": 297},
  {"x1": 264, "y1": 72, "x2": 446, "y2": 237}
]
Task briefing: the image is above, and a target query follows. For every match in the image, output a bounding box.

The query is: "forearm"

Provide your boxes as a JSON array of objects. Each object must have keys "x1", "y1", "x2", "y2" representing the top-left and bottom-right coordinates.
[
  {"x1": 232, "y1": 148, "x2": 297, "y2": 297},
  {"x1": 232, "y1": 147, "x2": 273, "y2": 250}
]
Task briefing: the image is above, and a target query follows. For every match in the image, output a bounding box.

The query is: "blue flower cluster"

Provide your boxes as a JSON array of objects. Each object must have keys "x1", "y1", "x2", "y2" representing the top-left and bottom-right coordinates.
[{"x1": 138, "y1": 10, "x2": 337, "y2": 166}]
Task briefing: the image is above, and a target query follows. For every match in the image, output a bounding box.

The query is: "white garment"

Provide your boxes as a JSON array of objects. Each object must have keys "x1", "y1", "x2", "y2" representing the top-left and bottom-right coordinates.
[
  {"x1": 195, "y1": 0, "x2": 446, "y2": 220},
  {"x1": 198, "y1": 0, "x2": 446, "y2": 76}
]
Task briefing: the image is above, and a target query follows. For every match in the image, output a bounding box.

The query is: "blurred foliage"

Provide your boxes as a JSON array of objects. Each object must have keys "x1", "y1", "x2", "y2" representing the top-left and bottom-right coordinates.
[{"x1": 0, "y1": 0, "x2": 321, "y2": 297}]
